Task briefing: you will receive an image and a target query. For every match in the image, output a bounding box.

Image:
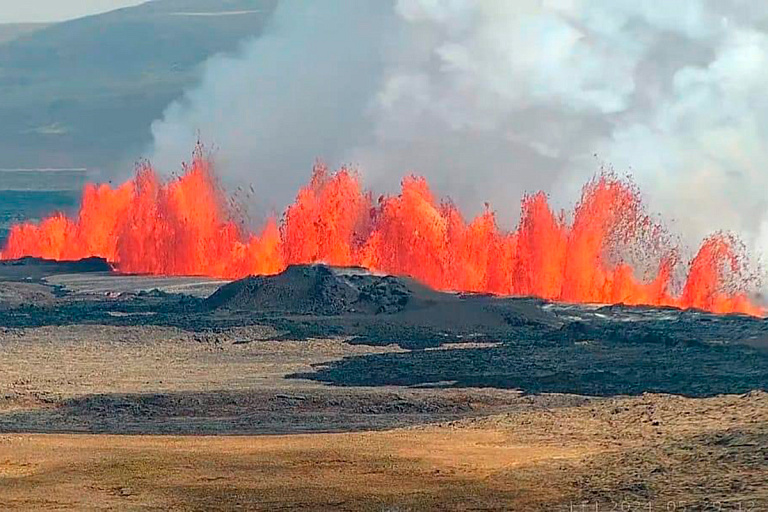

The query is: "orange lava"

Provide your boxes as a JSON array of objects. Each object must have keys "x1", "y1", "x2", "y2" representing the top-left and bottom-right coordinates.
[{"x1": 1, "y1": 151, "x2": 762, "y2": 316}]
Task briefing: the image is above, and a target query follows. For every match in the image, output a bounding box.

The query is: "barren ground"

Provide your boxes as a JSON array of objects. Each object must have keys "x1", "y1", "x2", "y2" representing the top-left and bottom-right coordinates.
[
  {"x1": 0, "y1": 265, "x2": 766, "y2": 510},
  {"x1": 0, "y1": 324, "x2": 766, "y2": 511}
]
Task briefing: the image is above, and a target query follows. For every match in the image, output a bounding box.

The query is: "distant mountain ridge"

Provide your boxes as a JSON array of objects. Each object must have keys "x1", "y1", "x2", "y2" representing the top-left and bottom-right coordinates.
[
  {"x1": 0, "y1": 23, "x2": 49, "y2": 44},
  {"x1": 0, "y1": 0, "x2": 278, "y2": 173}
]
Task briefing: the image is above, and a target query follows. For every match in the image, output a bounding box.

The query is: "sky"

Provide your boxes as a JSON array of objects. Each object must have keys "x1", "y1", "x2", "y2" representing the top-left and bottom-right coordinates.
[{"x1": 0, "y1": 0, "x2": 145, "y2": 24}]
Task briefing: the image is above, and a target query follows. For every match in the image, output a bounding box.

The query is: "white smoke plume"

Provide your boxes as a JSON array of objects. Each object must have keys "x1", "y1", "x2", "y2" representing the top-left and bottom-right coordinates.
[{"x1": 149, "y1": 0, "x2": 768, "y2": 267}]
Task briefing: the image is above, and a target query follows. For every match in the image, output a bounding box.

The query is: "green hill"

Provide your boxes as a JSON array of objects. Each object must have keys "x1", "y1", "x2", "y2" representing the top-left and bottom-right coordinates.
[{"x1": 0, "y1": 0, "x2": 277, "y2": 173}]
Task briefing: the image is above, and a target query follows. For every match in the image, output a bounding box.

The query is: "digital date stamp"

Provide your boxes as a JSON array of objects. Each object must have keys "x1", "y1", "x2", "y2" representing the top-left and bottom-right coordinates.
[{"x1": 563, "y1": 499, "x2": 764, "y2": 511}]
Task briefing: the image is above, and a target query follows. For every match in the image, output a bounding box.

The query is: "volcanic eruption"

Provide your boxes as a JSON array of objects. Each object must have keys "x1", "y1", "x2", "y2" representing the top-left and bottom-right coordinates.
[{"x1": 0, "y1": 148, "x2": 761, "y2": 316}]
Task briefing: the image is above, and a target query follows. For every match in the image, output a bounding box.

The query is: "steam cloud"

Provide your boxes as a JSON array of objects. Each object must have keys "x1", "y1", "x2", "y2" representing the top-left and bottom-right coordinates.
[{"x1": 149, "y1": 0, "x2": 768, "y2": 269}]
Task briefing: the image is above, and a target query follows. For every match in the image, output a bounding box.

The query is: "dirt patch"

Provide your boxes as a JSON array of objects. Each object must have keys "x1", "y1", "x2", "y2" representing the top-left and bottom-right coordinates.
[
  {"x1": 0, "y1": 282, "x2": 56, "y2": 309},
  {"x1": 46, "y1": 272, "x2": 229, "y2": 298},
  {"x1": 0, "y1": 393, "x2": 765, "y2": 510}
]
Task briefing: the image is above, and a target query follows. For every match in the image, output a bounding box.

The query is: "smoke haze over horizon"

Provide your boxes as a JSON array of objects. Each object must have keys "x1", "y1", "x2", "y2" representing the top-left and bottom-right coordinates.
[
  {"x1": 148, "y1": 0, "x2": 768, "y2": 272},
  {"x1": 0, "y1": 0, "x2": 146, "y2": 23}
]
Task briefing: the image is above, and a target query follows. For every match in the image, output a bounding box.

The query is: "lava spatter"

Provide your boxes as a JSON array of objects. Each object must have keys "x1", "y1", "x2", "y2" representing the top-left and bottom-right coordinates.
[{"x1": 1, "y1": 150, "x2": 761, "y2": 316}]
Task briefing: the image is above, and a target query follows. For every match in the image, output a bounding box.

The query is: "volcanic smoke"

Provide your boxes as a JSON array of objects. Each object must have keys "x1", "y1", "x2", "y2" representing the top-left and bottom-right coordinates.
[{"x1": 0, "y1": 149, "x2": 761, "y2": 316}]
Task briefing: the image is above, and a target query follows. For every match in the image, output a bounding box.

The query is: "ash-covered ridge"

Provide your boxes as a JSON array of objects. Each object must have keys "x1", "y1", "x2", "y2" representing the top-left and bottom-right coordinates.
[{"x1": 205, "y1": 264, "x2": 445, "y2": 316}]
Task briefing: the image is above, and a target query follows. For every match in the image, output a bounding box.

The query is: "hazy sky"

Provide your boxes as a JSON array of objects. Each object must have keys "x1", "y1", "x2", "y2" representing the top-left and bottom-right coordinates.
[{"x1": 0, "y1": 0, "x2": 145, "y2": 24}]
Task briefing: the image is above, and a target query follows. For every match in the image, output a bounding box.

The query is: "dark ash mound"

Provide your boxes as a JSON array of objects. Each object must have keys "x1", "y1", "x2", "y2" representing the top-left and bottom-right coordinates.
[
  {"x1": 205, "y1": 264, "x2": 444, "y2": 316},
  {"x1": 202, "y1": 264, "x2": 559, "y2": 348}
]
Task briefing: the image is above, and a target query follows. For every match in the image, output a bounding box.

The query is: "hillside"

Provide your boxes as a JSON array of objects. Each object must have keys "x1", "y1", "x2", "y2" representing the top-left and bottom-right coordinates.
[
  {"x1": 0, "y1": 23, "x2": 49, "y2": 44},
  {"x1": 0, "y1": 0, "x2": 277, "y2": 173}
]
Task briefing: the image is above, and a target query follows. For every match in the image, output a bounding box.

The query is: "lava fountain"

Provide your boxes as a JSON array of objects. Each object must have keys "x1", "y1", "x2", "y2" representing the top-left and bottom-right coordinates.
[{"x1": 1, "y1": 149, "x2": 762, "y2": 316}]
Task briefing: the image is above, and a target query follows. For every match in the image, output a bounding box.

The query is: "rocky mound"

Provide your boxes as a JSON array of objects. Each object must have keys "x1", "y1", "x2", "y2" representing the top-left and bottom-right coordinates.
[{"x1": 205, "y1": 264, "x2": 445, "y2": 316}]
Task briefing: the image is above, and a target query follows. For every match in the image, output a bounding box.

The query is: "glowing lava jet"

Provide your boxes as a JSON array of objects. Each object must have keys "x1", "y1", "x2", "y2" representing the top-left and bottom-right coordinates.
[{"x1": 1, "y1": 150, "x2": 762, "y2": 316}]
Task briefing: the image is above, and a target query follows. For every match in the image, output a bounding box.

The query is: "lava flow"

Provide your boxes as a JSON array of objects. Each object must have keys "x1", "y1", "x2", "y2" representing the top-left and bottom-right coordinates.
[{"x1": 1, "y1": 150, "x2": 762, "y2": 316}]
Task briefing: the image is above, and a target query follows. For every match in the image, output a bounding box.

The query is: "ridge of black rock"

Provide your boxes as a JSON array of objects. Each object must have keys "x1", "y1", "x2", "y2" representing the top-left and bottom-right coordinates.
[
  {"x1": 205, "y1": 264, "x2": 446, "y2": 316},
  {"x1": 0, "y1": 256, "x2": 112, "y2": 281},
  {"x1": 1, "y1": 256, "x2": 110, "y2": 271}
]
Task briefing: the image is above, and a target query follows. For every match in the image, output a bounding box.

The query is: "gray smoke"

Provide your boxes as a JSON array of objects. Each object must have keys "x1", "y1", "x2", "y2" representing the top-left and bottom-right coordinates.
[
  {"x1": 149, "y1": 0, "x2": 768, "y2": 267},
  {"x1": 150, "y1": 0, "x2": 398, "y2": 217}
]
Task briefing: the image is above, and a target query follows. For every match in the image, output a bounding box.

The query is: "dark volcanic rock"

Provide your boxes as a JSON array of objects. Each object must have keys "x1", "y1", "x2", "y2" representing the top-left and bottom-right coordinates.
[
  {"x1": 205, "y1": 265, "x2": 358, "y2": 315},
  {"x1": 0, "y1": 256, "x2": 112, "y2": 282},
  {"x1": 205, "y1": 264, "x2": 444, "y2": 316},
  {"x1": 0, "y1": 256, "x2": 111, "y2": 273},
  {"x1": 201, "y1": 265, "x2": 561, "y2": 348}
]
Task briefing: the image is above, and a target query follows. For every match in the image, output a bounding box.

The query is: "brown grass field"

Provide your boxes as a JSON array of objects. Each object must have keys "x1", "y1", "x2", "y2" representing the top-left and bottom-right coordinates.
[{"x1": 0, "y1": 324, "x2": 766, "y2": 510}]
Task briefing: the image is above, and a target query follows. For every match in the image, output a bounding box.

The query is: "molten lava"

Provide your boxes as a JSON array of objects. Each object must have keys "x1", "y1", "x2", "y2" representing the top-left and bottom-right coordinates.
[{"x1": 1, "y1": 150, "x2": 762, "y2": 316}]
